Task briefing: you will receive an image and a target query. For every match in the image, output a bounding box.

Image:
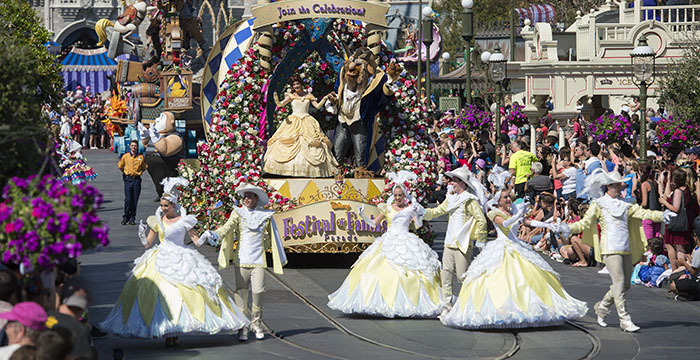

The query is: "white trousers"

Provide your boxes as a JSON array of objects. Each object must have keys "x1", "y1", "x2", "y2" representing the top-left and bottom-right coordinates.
[
  {"x1": 233, "y1": 266, "x2": 265, "y2": 325},
  {"x1": 598, "y1": 254, "x2": 634, "y2": 322},
  {"x1": 441, "y1": 247, "x2": 473, "y2": 306}
]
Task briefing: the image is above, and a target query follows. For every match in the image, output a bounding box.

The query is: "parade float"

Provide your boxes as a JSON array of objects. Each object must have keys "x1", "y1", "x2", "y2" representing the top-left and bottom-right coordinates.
[{"x1": 177, "y1": 0, "x2": 440, "y2": 254}]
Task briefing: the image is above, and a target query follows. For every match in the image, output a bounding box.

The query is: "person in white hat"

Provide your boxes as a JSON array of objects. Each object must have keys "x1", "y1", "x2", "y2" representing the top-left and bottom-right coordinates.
[
  {"x1": 423, "y1": 166, "x2": 488, "y2": 317},
  {"x1": 200, "y1": 183, "x2": 287, "y2": 341},
  {"x1": 555, "y1": 169, "x2": 676, "y2": 332}
]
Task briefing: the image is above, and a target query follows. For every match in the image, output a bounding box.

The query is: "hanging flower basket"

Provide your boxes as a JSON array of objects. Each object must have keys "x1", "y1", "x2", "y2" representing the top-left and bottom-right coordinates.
[
  {"x1": 507, "y1": 104, "x2": 528, "y2": 128},
  {"x1": 588, "y1": 113, "x2": 634, "y2": 144},
  {"x1": 655, "y1": 117, "x2": 700, "y2": 149},
  {"x1": 0, "y1": 175, "x2": 109, "y2": 272},
  {"x1": 453, "y1": 105, "x2": 492, "y2": 132}
]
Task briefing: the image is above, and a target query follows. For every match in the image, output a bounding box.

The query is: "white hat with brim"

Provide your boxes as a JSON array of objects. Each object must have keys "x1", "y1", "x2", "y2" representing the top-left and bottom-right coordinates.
[
  {"x1": 445, "y1": 167, "x2": 471, "y2": 185},
  {"x1": 582, "y1": 168, "x2": 625, "y2": 199},
  {"x1": 235, "y1": 183, "x2": 269, "y2": 206}
]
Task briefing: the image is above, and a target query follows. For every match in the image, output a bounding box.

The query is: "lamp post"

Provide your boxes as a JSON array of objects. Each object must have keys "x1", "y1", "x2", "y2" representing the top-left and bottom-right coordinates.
[
  {"x1": 423, "y1": 5, "x2": 434, "y2": 110},
  {"x1": 630, "y1": 35, "x2": 655, "y2": 162},
  {"x1": 417, "y1": 0, "x2": 423, "y2": 106},
  {"x1": 461, "y1": 0, "x2": 474, "y2": 105},
  {"x1": 441, "y1": 51, "x2": 451, "y2": 74},
  {"x1": 488, "y1": 45, "x2": 507, "y2": 163}
]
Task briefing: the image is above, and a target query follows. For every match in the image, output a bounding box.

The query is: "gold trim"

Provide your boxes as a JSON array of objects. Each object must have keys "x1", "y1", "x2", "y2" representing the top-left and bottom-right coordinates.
[{"x1": 285, "y1": 242, "x2": 369, "y2": 253}]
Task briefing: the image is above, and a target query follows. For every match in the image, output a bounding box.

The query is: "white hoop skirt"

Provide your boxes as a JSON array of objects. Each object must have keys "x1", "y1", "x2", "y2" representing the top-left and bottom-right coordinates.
[
  {"x1": 440, "y1": 237, "x2": 588, "y2": 329},
  {"x1": 327, "y1": 231, "x2": 442, "y2": 318},
  {"x1": 99, "y1": 241, "x2": 250, "y2": 338}
]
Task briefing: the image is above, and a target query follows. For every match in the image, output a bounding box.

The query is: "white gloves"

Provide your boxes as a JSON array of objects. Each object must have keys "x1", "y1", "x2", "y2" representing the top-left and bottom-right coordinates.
[
  {"x1": 357, "y1": 205, "x2": 377, "y2": 227},
  {"x1": 503, "y1": 202, "x2": 529, "y2": 228},
  {"x1": 557, "y1": 222, "x2": 571, "y2": 240},
  {"x1": 137, "y1": 122, "x2": 149, "y2": 140},
  {"x1": 138, "y1": 220, "x2": 149, "y2": 245},
  {"x1": 148, "y1": 125, "x2": 161, "y2": 144},
  {"x1": 199, "y1": 230, "x2": 220, "y2": 246},
  {"x1": 662, "y1": 210, "x2": 677, "y2": 224},
  {"x1": 324, "y1": 100, "x2": 336, "y2": 114}
]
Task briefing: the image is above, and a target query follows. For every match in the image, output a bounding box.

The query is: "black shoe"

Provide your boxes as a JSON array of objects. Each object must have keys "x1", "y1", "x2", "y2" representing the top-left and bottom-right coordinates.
[
  {"x1": 121, "y1": 219, "x2": 127, "y2": 225},
  {"x1": 91, "y1": 325, "x2": 108, "y2": 338},
  {"x1": 128, "y1": 220, "x2": 136, "y2": 225}
]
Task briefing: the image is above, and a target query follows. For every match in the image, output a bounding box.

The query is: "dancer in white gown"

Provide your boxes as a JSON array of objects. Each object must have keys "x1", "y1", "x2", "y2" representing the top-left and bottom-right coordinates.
[
  {"x1": 100, "y1": 178, "x2": 249, "y2": 346},
  {"x1": 328, "y1": 171, "x2": 442, "y2": 318},
  {"x1": 441, "y1": 168, "x2": 588, "y2": 329}
]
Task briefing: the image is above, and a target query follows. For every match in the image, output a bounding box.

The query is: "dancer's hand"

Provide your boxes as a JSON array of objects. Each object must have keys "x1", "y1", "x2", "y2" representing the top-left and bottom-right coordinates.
[
  {"x1": 138, "y1": 220, "x2": 148, "y2": 245},
  {"x1": 358, "y1": 204, "x2": 365, "y2": 215},
  {"x1": 557, "y1": 222, "x2": 571, "y2": 240},
  {"x1": 662, "y1": 209, "x2": 677, "y2": 224}
]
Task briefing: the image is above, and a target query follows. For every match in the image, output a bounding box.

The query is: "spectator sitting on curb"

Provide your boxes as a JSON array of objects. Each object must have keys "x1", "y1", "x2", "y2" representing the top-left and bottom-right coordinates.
[{"x1": 668, "y1": 217, "x2": 700, "y2": 301}]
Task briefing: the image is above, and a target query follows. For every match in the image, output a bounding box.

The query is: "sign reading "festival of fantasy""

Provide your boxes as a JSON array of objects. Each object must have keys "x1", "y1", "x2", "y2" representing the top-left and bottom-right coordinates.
[
  {"x1": 272, "y1": 200, "x2": 387, "y2": 249},
  {"x1": 250, "y1": 0, "x2": 390, "y2": 29}
]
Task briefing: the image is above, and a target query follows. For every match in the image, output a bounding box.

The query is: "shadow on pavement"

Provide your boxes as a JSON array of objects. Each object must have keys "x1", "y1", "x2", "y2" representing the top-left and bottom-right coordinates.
[
  {"x1": 276, "y1": 326, "x2": 336, "y2": 338},
  {"x1": 281, "y1": 253, "x2": 360, "y2": 268}
]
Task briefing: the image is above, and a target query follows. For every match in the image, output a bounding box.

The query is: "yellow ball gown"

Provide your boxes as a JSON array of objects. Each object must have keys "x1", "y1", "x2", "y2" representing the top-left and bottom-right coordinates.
[
  {"x1": 441, "y1": 208, "x2": 588, "y2": 329},
  {"x1": 99, "y1": 209, "x2": 250, "y2": 338},
  {"x1": 263, "y1": 93, "x2": 339, "y2": 177},
  {"x1": 327, "y1": 203, "x2": 442, "y2": 318}
]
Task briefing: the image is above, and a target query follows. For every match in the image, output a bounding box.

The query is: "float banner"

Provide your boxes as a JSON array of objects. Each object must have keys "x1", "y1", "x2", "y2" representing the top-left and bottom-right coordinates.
[
  {"x1": 272, "y1": 200, "x2": 386, "y2": 247},
  {"x1": 251, "y1": 0, "x2": 390, "y2": 29}
]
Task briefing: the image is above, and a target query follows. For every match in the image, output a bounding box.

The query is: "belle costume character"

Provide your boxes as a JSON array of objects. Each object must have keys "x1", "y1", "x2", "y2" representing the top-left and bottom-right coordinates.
[{"x1": 263, "y1": 84, "x2": 339, "y2": 177}]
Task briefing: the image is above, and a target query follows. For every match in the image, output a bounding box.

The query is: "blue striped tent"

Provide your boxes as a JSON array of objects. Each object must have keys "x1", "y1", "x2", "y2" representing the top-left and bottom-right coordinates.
[{"x1": 60, "y1": 47, "x2": 117, "y2": 95}]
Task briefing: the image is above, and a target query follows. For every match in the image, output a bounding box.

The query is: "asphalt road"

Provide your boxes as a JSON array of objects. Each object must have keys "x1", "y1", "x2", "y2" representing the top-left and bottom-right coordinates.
[{"x1": 78, "y1": 149, "x2": 700, "y2": 359}]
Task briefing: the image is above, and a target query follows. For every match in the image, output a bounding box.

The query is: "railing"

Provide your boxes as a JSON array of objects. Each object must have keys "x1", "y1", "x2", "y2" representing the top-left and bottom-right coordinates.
[
  {"x1": 640, "y1": 5, "x2": 700, "y2": 24},
  {"x1": 597, "y1": 24, "x2": 633, "y2": 41}
]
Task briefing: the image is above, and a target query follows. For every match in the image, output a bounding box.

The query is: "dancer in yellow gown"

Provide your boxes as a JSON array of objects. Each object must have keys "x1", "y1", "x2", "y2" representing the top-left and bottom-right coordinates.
[
  {"x1": 441, "y1": 188, "x2": 588, "y2": 329},
  {"x1": 327, "y1": 171, "x2": 442, "y2": 318},
  {"x1": 263, "y1": 75, "x2": 339, "y2": 177}
]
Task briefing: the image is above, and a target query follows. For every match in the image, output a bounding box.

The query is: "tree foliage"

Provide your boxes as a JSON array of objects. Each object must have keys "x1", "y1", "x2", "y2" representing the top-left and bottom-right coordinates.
[
  {"x1": 433, "y1": 0, "x2": 603, "y2": 65},
  {"x1": 658, "y1": 45, "x2": 700, "y2": 123},
  {"x1": 0, "y1": 0, "x2": 62, "y2": 185}
]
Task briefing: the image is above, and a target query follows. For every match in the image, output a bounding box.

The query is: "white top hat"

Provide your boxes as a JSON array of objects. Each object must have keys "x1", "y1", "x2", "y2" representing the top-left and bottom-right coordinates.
[
  {"x1": 444, "y1": 166, "x2": 471, "y2": 185},
  {"x1": 235, "y1": 183, "x2": 270, "y2": 206},
  {"x1": 582, "y1": 168, "x2": 625, "y2": 199}
]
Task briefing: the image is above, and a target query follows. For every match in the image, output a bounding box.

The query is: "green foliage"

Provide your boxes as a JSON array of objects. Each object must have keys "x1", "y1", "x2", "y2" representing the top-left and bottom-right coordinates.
[
  {"x1": 0, "y1": 0, "x2": 62, "y2": 185},
  {"x1": 658, "y1": 45, "x2": 700, "y2": 123},
  {"x1": 433, "y1": 0, "x2": 599, "y2": 66}
]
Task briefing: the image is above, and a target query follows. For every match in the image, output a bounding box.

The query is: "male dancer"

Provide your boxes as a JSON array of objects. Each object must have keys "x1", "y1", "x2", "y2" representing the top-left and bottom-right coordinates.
[
  {"x1": 556, "y1": 169, "x2": 675, "y2": 332},
  {"x1": 200, "y1": 184, "x2": 287, "y2": 341},
  {"x1": 424, "y1": 167, "x2": 488, "y2": 317}
]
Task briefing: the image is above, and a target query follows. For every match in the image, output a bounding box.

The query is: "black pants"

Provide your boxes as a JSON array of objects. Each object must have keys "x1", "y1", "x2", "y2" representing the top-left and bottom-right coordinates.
[
  {"x1": 123, "y1": 176, "x2": 141, "y2": 222},
  {"x1": 514, "y1": 182, "x2": 526, "y2": 198},
  {"x1": 146, "y1": 153, "x2": 181, "y2": 198}
]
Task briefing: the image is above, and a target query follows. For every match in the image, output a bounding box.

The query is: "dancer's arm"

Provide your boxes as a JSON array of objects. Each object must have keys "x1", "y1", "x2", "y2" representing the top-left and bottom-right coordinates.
[
  {"x1": 424, "y1": 198, "x2": 448, "y2": 220},
  {"x1": 466, "y1": 200, "x2": 488, "y2": 243},
  {"x1": 628, "y1": 203, "x2": 675, "y2": 224},
  {"x1": 311, "y1": 94, "x2": 331, "y2": 110},
  {"x1": 188, "y1": 228, "x2": 203, "y2": 247},
  {"x1": 568, "y1": 202, "x2": 600, "y2": 234},
  {"x1": 138, "y1": 220, "x2": 157, "y2": 248},
  {"x1": 358, "y1": 205, "x2": 385, "y2": 228},
  {"x1": 274, "y1": 92, "x2": 293, "y2": 108}
]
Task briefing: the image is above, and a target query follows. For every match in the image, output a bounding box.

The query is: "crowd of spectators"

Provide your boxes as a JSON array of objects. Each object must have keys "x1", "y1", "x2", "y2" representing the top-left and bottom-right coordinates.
[
  {"x1": 428, "y1": 99, "x2": 700, "y2": 301},
  {"x1": 46, "y1": 86, "x2": 113, "y2": 151},
  {"x1": 0, "y1": 261, "x2": 99, "y2": 360}
]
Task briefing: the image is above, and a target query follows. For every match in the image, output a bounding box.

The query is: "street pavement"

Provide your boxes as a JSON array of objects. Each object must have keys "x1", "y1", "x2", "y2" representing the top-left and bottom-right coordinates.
[{"x1": 79, "y1": 149, "x2": 700, "y2": 359}]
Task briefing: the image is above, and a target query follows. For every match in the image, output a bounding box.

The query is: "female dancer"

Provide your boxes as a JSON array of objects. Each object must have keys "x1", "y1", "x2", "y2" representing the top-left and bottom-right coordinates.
[
  {"x1": 441, "y1": 176, "x2": 588, "y2": 329},
  {"x1": 100, "y1": 178, "x2": 249, "y2": 346},
  {"x1": 327, "y1": 171, "x2": 442, "y2": 318},
  {"x1": 263, "y1": 75, "x2": 339, "y2": 177}
]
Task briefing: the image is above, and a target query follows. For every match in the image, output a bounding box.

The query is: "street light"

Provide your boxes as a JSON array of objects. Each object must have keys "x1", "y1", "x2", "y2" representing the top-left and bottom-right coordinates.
[
  {"x1": 461, "y1": 0, "x2": 474, "y2": 105},
  {"x1": 630, "y1": 35, "x2": 655, "y2": 161},
  {"x1": 441, "y1": 52, "x2": 451, "y2": 74},
  {"x1": 423, "y1": 5, "x2": 434, "y2": 110},
  {"x1": 488, "y1": 45, "x2": 507, "y2": 163}
]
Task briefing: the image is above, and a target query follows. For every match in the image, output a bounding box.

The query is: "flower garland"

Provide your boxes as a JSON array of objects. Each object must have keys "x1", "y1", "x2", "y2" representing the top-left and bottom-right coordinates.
[
  {"x1": 588, "y1": 113, "x2": 634, "y2": 144},
  {"x1": 655, "y1": 117, "x2": 700, "y2": 149},
  {"x1": 0, "y1": 175, "x2": 109, "y2": 272},
  {"x1": 178, "y1": 47, "x2": 296, "y2": 237}
]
